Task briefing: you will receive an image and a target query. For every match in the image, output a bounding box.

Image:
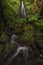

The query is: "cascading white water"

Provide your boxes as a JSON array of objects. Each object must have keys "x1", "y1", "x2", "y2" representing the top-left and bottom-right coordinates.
[
  {"x1": 8, "y1": 46, "x2": 28, "y2": 61},
  {"x1": 11, "y1": 34, "x2": 18, "y2": 44},
  {"x1": 21, "y1": 1, "x2": 26, "y2": 17}
]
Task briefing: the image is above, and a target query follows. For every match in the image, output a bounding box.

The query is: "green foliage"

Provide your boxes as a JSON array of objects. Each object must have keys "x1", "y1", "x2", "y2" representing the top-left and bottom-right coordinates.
[
  {"x1": 0, "y1": 0, "x2": 43, "y2": 65},
  {"x1": 20, "y1": 24, "x2": 34, "y2": 42},
  {"x1": 21, "y1": 32, "x2": 34, "y2": 42},
  {"x1": 16, "y1": 18, "x2": 26, "y2": 23},
  {"x1": 36, "y1": 19, "x2": 43, "y2": 28},
  {"x1": 29, "y1": 14, "x2": 39, "y2": 21},
  {"x1": 35, "y1": 19, "x2": 43, "y2": 32},
  {"x1": 24, "y1": 24, "x2": 34, "y2": 32},
  {"x1": 0, "y1": 32, "x2": 8, "y2": 42}
]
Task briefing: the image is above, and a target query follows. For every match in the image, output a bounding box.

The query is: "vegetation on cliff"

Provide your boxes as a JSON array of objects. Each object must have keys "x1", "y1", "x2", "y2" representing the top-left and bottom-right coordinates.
[{"x1": 0, "y1": 0, "x2": 43, "y2": 65}]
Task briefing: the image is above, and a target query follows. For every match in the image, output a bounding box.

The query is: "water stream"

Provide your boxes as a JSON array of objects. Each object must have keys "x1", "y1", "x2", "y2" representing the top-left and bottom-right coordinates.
[
  {"x1": 8, "y1": 46, "x2": 28, "y2": 61},
  {"x1": 11, "y1": 34, "x2": 18, "y2": 44},
  {"x1": 21, "y1": 1, "x2": 26, "y2": 17}
]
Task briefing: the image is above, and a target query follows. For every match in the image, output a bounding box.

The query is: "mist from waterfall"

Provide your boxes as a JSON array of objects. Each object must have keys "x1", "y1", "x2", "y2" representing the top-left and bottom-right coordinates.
[{"x1": 21, "y1": 1, "x2": 26, "y2": 17}]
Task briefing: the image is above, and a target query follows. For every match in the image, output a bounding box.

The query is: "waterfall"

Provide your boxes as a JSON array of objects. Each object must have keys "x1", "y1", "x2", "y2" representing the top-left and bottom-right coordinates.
[
  {"x1": 21, "y1": 1, "x2": 26, "y2": 17},
  {"x1": 8, "y1": 46, "x2": 28, "y2": 61},
  {"x1": 4, "y1": 46, "x2": 29, "y2": 65},
  {"x1": 11, "y1": 34, "x2": 18, "y2": 44}
]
